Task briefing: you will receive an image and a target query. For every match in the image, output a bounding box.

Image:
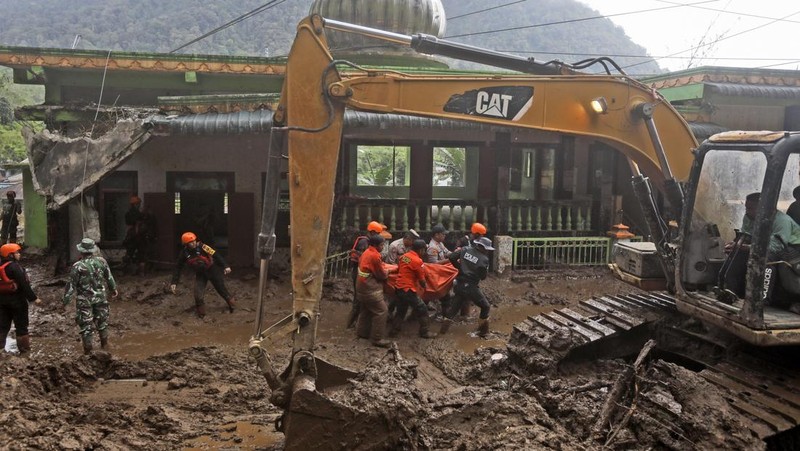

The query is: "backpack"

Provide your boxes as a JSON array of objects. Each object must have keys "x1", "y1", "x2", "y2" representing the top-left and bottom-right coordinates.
[
  {"x1": 187, "y1": 253, "x2": 213, "y2": 270},
  {"x1": 0, "y1": 261, "x2": 18, "y2": 294}
]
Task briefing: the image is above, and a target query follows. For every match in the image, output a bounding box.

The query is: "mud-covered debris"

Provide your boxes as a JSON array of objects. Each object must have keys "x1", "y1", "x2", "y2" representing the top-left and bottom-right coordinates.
[{"x1": 168, "y1": 377, "x2": 187, "y2": 390}]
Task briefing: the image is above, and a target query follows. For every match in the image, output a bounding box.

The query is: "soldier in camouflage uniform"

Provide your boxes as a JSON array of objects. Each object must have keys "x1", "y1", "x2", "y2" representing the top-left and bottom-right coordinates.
[{"x1": 62, "y1": 238, "x2": 118, "y2": 354}]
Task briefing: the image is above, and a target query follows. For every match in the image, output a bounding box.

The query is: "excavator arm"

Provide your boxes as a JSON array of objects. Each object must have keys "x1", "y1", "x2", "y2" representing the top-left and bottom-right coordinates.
[{"x1": 249, "y1": 15, "x2": 698, "y2": 447}]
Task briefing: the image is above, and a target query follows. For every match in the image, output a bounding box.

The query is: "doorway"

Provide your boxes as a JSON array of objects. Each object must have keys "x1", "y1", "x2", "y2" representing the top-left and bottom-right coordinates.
[{"x1": 168, "y1": 172, "x2": 233, "y2": 250}]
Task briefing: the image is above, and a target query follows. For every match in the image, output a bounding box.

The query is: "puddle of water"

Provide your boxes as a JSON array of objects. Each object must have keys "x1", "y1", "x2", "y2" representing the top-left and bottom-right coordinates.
[
  {"x1": 35, "y1": 297, "x2": 554, "y2": 362},
  {"x1": 446, "y1": 303, "x2": 552, "y2": 354},
  {"x1": 113, "y1": 324, "x2": 253, "y2": 360},
  {"x1": 183, "y1": 421, "x2": 282, "y2": 450}
]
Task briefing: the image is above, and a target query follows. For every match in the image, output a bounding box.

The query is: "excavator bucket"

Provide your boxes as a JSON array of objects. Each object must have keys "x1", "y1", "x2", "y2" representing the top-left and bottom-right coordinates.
[
  {"x1": 277, "y1": 356, "x2": 400, "y2": 451},
  {"x1": 313, "y1": 356, "x2": 359, "y2": 391}
]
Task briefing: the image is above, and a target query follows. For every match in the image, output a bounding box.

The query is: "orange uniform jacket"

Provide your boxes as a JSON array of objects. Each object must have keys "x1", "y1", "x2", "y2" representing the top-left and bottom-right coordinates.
[
  {"x1": 357, "y1": 246, "x2": 387, "y2": 290},
  {"x1": 395, "y1": 251, "x2": 425, "y2": 293}
]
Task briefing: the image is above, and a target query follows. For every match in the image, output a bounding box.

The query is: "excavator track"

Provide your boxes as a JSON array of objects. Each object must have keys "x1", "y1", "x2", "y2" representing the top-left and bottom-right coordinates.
[
  {"x1": 508, "y1": 292, "x2": 679, "y2": 374},
  {"x1": 508, "y1": 292, "x2": 800, "y2": 442},
  {"x1": 698, "y1": 359, "x2": 800, "y2": 439}
]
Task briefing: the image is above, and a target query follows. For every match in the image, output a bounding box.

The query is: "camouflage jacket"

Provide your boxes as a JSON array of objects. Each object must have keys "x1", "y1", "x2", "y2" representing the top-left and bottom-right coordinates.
[
  {"x1": 2, "y1": 199, "x2": 21, "y2": 224},
  {"x1": 63, "y1": 256, "x2": 117, "y2": 306}
]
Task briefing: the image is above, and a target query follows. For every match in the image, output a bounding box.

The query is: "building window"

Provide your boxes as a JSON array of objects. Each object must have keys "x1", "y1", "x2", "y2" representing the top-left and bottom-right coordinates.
[
  {"x1": 355, "y1": 145, "x2": 410, "y2": 186},
  {"x1": 432, "y1": 147, "x2": 466, "y2": 187}
]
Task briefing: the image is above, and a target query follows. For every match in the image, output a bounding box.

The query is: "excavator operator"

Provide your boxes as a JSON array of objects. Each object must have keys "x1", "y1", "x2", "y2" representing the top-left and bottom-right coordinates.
[{"x1": 721, "y1": 192, "x2": 800, "y2": 305}]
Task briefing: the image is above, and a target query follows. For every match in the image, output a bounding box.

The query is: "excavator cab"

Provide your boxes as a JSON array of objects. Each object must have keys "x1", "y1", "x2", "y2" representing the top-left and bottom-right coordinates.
[{"x1": 676, "y1": 131, "x2": 800, "y2": 345}]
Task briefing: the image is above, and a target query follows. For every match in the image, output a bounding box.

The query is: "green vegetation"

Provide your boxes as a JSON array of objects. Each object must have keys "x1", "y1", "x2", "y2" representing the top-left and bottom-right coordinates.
[
  {"x1": 0, "y1": 68, "x2": 43, "y2": 165},
  {"x1": 433, "y1": 147, "x2": 466, "y2": 187},
  {"x1": 356, "y1": 145, "x2": 410, "y2": 187}
]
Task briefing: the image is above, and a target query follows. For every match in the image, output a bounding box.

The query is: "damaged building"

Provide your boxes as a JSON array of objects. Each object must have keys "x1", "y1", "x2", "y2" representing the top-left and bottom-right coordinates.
[{"x1": 1, "y1": 11, "x2": 800, "y2": 269}]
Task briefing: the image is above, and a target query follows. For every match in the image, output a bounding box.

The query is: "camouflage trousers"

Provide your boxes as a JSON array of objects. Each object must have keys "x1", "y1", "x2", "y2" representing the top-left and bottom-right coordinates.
[{"x1": 75, "y1": 300, "x2": 110, "y2": 337}]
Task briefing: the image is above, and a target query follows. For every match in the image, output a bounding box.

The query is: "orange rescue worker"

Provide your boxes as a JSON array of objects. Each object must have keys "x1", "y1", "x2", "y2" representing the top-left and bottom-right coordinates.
[
  {"x1": 346, "y1": 221, "x2": 385, "y2": 329},
  {"x1": 170, "y1": 232, "x2": 235, "y2": 318},
  {"x1": 355, "y1": 235, "x2": 392, "y2": 348},
  {"x1": 392, "y1": 239, "x2": 437, "y2": 339},
  {"x1": 0, "y1": 243, "x2": 41, "y2": 354}
]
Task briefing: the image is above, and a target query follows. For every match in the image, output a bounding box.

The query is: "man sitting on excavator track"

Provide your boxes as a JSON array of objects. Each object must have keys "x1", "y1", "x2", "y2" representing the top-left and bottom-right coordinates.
[{"x1": 721, "y1": 192, "x2": 800, "y2": 307}]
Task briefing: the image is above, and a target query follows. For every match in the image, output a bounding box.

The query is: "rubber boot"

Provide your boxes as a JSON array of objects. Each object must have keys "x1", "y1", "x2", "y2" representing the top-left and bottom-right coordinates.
[
  {"x1": 16, "y1": 335, "x2": 31, "y2": 354},
  {"x1": 226, "y1": 297, "x2": 237, "y2": 313},
  {"x1": 196, "y1": 304, "x2": 206, "y2": 319},
  {"x1": 82, "y1": 335, "x2": 93, "y2": 355},
  {"x1": 389, "y1": 315, "x2": 403, "y2": 337},
  {"x1": 439, "y1": 318, "x2": 452, "y2": 335},
  {"x1": 99, "y1": 329, "x2": 110, "y2": 350},
  {"x1": 477, "y1": 318, "x2": 490, "y2": 337},
  {"x1": 418, "y1": 314, "x2": 437, "y2": 339}
]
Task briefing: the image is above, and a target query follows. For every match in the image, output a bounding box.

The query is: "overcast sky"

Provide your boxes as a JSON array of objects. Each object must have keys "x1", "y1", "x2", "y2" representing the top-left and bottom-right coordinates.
[{"x1": 578, "y1": 0, "x2": 800, "y2": 72}]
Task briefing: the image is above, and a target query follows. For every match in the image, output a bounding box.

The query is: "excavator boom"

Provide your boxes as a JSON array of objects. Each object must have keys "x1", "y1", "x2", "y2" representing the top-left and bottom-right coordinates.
[{"x1": 249, "y1": 15, "x2": 699, "y2": 449}]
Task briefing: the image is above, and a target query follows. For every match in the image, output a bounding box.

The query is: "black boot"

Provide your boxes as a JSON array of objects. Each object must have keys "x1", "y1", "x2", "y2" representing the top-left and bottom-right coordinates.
[
  {"x1": 226, "y1": 297, "x2": 237, "y2": 313},
  {"x1": 82, "y1": 336, "x2": 93, "y2": 355},
  {"x1": 16, "y1": 335, "x2": 31, "y2": 354},
  {"x1": 418, "y1": 314, "x2": 437, "y2": 339},
  {"x1": 477, "y1": 318, "x2": 490, "y2": 337},
  {"x1": 389, "y1": 315, "x2": 403, "y2": 337},
  {"x1": 439, "y1": 318, "x2": 452, "y2": 335},
  {"x1": 99, "y1": 330, "x2": 110, "y2": 350}
]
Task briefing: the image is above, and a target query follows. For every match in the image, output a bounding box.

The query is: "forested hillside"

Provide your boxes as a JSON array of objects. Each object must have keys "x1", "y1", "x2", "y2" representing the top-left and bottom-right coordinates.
[
  {"x1": 0, "y1": 0, "x2": 659, "y2": 73},
  {"x1": 442, "y1": 0, "x2": 659, "y2": 74}
]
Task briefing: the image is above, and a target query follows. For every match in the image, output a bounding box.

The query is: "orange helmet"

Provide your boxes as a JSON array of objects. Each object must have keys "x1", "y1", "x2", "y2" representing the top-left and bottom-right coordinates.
[
  {"x1": 0, "y1": 243, "x2": 21, "y2": 258},
  {"x1": 471, "y1": 223, "x2": 487, "y2": 235},
  {"x1": 181, "y1": 232, "x2": 197, "y2": 244},
  {"x1": 367, "y1": 221, "x2": 384, "y2": 233}
]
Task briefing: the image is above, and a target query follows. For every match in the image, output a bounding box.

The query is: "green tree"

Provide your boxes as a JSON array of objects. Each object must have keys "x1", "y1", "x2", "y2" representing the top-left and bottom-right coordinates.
[
  {"x1": 433, "y1": 147, "x2": 466, "y2": 187},
  {"x1": 0, "y1": 68, "x2": 44, "y2": 164},
  {"x1": 356, "y1": 145, "x2": 409, "y2": 186}
]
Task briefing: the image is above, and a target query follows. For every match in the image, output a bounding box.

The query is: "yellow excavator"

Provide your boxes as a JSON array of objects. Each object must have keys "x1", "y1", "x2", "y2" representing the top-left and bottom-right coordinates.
[{"x1": 248, "y1": 15, "x2": 800, "y2": 448}]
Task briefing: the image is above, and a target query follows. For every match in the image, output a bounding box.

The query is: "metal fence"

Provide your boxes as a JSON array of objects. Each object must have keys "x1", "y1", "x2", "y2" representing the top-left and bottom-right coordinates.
[
  {"x1": 325, "y1": 236, "x2": 644, "y2": 277},
  {"x1": 511, "y1": 236, "x2": 642, "y2": 270},
  {"x1": 324, "y1": 251, "x2": 351, "y2": 279}
]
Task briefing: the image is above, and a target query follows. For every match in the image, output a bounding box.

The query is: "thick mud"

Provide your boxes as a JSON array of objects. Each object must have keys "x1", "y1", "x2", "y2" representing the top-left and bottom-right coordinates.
[{"x1": 0, "y1": 257, "x2": 777, "y2": 449}]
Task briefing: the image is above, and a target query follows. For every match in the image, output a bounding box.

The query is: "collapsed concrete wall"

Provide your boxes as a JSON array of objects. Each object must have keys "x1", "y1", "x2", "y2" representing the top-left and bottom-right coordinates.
[{"x1": 23, "y1": 119, "x2": 151, "y2": 209}]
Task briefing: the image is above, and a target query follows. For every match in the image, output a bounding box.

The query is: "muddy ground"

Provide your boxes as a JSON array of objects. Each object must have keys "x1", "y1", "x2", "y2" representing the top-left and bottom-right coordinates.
[{"x1": 0, "y1": 256, "x2": 775, "y2": 450}]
